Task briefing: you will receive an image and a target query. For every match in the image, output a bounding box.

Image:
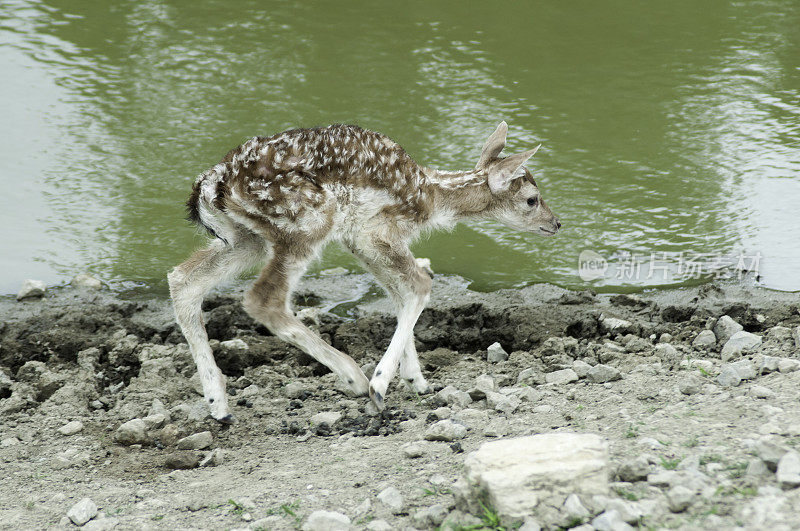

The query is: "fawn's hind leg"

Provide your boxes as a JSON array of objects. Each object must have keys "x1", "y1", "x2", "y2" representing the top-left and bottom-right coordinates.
[
  {"x1": 242, "y1": 244, "x2": 370, "y2": 396},
  {"x1": 168, "y1": 235, "x2": 266, "y2": 422}
]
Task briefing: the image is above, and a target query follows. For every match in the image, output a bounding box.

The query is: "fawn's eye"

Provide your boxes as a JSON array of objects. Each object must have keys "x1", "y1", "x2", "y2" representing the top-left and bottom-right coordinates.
[{"x1": 527, "y1": 196, "x2": 538, "y2": 207}]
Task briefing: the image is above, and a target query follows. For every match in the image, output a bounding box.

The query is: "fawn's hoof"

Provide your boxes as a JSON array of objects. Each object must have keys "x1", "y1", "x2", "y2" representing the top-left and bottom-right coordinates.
[
  {"x1": 369, "y1": 385, "x2": 385, "y2": 412},
  {"x1": 214, "y1": 413, "x2": 236, "y2": 425}
]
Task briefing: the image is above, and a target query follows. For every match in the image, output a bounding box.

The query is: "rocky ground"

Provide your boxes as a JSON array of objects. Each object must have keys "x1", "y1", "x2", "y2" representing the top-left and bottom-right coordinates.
[{"x1": 1, "y1": 272, "x2": 800, "y2": 530}]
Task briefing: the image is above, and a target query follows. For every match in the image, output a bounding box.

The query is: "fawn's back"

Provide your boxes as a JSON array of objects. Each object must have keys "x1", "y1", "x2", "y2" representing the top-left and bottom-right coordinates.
[{"x1": 188, "y1": 124, "x2": 435, "y2": 243}]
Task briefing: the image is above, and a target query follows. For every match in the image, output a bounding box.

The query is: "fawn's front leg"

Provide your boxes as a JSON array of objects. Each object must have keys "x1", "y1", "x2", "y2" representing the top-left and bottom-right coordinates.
[{"x1": 350, "y1": 241, "x2": 432, "y2": 410}]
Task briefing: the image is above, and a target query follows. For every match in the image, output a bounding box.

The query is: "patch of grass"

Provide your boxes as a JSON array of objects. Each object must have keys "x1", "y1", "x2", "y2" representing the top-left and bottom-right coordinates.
[
  {"x1": 657, "y1": 439, "x2": 671, "y2": 446},
  {"x1": 227, "y1": 499, "x2": 246, "y2": 516},
  {"x1": 613, "y1": 486, "x2": 641, "y2": 501},
  {"x1": 265, "y1": 501, "x2": 301, "y2": 526},
  {"x1": 443, "y1": 500, "x2": 515, "y2": 531},
  {"x1": 151, "y1": 514, "x2": 164, "y2": 521},
  {"x1": 716, "y1": 485, "x2": 757, "y2": 497},
  {"x1": 725, "y1": 462, "x2": 748, "y2": 479},
  {"x1": 660, "y1": 457, "x2": 681, "y2": 470},
  {"x1": 683, "y1": 436, "x2": 699, "y2": 448},
  {"x1": 422, "y1": 486, "x2": 452, "y2": 497},
  {"x1": 625, "y1": 424, "x2": 640, "y2": 439},
  {"x1": 699, "y1": 454, "x2": 723, "y2": 466},
  {"x1": 24, "y1": 501, "x2": 34, "y2": 511},
  {"x1": 477, "y1": 501, "x2": 503, "y2": 530}
]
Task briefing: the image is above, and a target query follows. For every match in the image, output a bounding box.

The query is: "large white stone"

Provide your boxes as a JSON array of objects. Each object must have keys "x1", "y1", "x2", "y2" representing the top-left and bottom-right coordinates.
[
  {"x1": 714, "y1": 315, "x2": 743, "y2": 343},
  {"x1": 776, "y1": 451, "x2": 800, "y2": 489},
  {"x1": 302, "y1": 510, "x2": 350, "y2": 531},
  {"x1": 459, "y1": 433, "x2": 609, "y2": 524},
  {"x1": 17, "y1": 279, "x2": 46, "y2": 300},
  {"x1": 67, "y1": 497, "x2": 98, "y2": 526},
  {"x1": 721, "y1": 331, "x2": 762, "y2": 361},
  {"x1": 692, "y1": 330, "x2": 717, "y2": 348}
]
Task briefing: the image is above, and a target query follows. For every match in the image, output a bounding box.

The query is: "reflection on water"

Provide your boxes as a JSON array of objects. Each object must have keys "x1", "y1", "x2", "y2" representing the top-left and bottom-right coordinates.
[{"x1": 0, "y1": 0, "x2": 798, "y2": 294}]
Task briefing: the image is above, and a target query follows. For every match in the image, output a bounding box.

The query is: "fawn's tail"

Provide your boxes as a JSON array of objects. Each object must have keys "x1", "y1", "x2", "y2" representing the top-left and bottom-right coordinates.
[{"x1": 185, "y1": 167, "x2": 234, "y2": 245}]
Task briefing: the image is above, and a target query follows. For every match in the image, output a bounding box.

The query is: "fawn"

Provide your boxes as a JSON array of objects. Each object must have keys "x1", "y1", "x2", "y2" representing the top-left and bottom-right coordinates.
[{"x1": 168, "y1": 121, "x2": 561, "y2": 423}]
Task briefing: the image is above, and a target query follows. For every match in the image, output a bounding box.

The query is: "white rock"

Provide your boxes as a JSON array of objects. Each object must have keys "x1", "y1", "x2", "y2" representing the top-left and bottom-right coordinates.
[
  {"x1": 692, "y1": 330, "x2": 716, "y2": 348},
  {"x1": 284, "y1": 382, "x2": 308, "y2": 399},
  {"x1": 716, "y1": 365, "x2": 741, "y2": 387},
  {"x1": 545, "y1": 369, "x2": 579, "y2": 385},
  {"x1": 311, "y1": 411, "x2": 343, "y2": 427},
  {"x1": 666, "y1": 485, "x2": 693, "y2": 512},
  {"x1": 302, "y1": 510, "x2": 350, "y2": 531},
  {"x1": 647, "y1": 470, "x2": 677, "y2": 487},
  {"x1": 714, "y1": 315, "x2": 743, "y2": 343},
  {"x1": 468, "y1": 374, "x2": 497, "y2": 400},
  {"x1": 455, "y1": 408, "x2": 490, "y2": 430},
  {"x1": 617, "y1": 456, "x2": 650, "y2": 482},
  {"x1": 114, "y1": 419, "x2": 148, "y2": 445},
  {"x1": 587, "y1": 364, "x2": 621, "y2": 383},
  {"x1": 654, "y1": 343, "x2": 681, "y2": 367},
  {"x1": 220, "y1": 338, "x2": 248, "y2": 350},
  {"x1": 176, "y1": 431, "x2": 213, "y2": 450},
  {"x1": 601, "y1": 498, "x2": 645, "y2": 524},
  {"x1": 402, "y1": 441, "x2": 428, "y2": 458},
  {"x1": 376, "y1": 486, "x2": 403, "y2": 513},
  {"x1": 678, "y1": 373, "x2": 703, "y2": 395},
  {"x1": 483, "y1": 418, "x2": 510, "y2": 438},
  {"x1": 746, "y1": 458, "x2": 770, "y2": 477},
  {"x1": 754, "y1": 436, "x2": 789, "y2": 469},
  {"x1": 460, "y1": 433, "x2": 609, "y2": 523},
  {"x1": 520, "y1": 517, "x2": 543, "y2": 531},
  {"x1": 82, "y1": 516, "x2": 119, "y2": 531},
  {"x1": 199, "y1": 448, "x2": 226, "y2": 467},
  {"x1": 592, "y1": 509, "x2": 633, "y2": 531},
  {"x1": 563, "y1": 493, "x2": 590, "y2": 520},
  {"x1": 750, "y1": 385, "x2": 775, "y2": 399},
  {"x1": 412, "y1": 504, "x2": 448, "y2": 528},
  {"x1": 365, "y1": 519, "x2": 391, "y2": 531},
  {"x1": 776, "y1": 451, "x2": 800, "y2": 489},
  {"x1": 17, "y1": 279, "x2": 46, "y2": 300},
  {"x1": 141, "y1": 413, "x2": 166, "y2": 430},
  {"x1": 67, "y1": 497, "x2": 98, "y2": 526},
  {"x1": 58, "y1": 420, "x2": 84, "y2": 436},
  {"x1": 721, "y1": 331, "x2": 762, "y2": 361},
  {"x1": 296, "y1": 307, "x2": 322, "y2": 325},
  {"x1": 778, "y1": 359, "x2": 800, "y2": 373},
  {"x1": 600, "y1": 316, "x2": 633, "y2": 335},
  {"x1": 71, "y1": 274, "x2": 103, "y2": 289},
  {"x1": 487, "y1": 342, "x2": 509, "y2": 363},
  {"x1": 425, "y1": 419, "x2": 467, "y2": 441},
  {"x1": 436, "y1": 386, "x2": 473, "y2": 407},
  {"x1": 572, "y1": 360, "x2": 592, "y2": 378},
  {"x1": 729, "y1": 359, "x2": 757, "y2": 380},
  {"x1": 793, "y1": 326, "x2": 800, "y2": 349},
  {"x1": 486, "y1": 392, "x2": 521, "y2": 414}
]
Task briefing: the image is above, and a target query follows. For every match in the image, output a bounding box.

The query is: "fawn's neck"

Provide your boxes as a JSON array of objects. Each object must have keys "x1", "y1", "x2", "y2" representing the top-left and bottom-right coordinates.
[{"x1": 422, "y1": 168, "x2": 492, "y2": 228}]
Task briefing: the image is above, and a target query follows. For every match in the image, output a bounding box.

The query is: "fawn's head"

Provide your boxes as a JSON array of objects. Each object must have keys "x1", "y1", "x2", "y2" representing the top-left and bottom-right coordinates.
[{"x1": 476, "y1": 121, "x2": 561, "y2": 236}]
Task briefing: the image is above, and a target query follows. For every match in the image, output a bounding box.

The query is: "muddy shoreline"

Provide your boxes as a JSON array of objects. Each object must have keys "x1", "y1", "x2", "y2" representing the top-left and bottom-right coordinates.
[{"x1": 2, "y1": 273, "x2": 800, "y2": 530}]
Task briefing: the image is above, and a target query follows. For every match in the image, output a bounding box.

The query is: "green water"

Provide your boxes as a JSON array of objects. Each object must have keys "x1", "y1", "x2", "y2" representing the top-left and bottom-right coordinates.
[{"x1": 2, "y1": 0, "x2": 799, "y2": 295}]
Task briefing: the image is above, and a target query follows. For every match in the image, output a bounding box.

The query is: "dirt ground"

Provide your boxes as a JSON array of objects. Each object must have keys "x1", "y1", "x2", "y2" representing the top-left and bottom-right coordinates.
[{"x1": 1, "y1": 272, "x2": 800, "y2": 530}]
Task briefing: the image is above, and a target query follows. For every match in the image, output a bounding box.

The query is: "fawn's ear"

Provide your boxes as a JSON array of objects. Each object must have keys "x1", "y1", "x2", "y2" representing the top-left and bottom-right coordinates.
[
  {"x1": 487, "y1": 145, "x2": 541, "y2": 194},
  {"x1": 476, "y1": 121, "x2": 508, "y2": 169}
]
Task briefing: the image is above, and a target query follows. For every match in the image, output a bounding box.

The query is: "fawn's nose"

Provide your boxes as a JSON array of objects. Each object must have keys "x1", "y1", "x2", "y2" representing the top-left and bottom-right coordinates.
[{"x1": 555, "y1": 218, "x2": 562, "y2": 230}]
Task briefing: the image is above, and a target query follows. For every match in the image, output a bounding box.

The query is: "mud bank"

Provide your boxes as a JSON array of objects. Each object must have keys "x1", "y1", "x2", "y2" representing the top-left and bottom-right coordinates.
[{"x1": 1, "y1": 273, "x2": 800, "y2": 530}]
